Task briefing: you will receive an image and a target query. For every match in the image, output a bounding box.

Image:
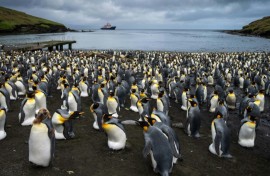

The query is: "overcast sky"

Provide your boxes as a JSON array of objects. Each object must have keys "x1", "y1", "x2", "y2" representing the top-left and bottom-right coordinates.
[{"x1": 0, "y1": 0, "x2": 269, "y2": 30}]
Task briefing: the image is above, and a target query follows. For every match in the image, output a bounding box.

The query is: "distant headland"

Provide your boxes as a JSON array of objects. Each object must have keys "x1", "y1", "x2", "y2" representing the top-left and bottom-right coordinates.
[
  {"x1": 0, "y1": 6, "x2": 70, "y2": 35},
  {"x1": 224, "y1": 16, "x2": 270, "y2": 39}
]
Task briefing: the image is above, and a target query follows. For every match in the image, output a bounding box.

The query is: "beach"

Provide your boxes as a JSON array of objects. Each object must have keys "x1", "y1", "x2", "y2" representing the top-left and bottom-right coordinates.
[{"x1": 0, "y1": 50, "x2": 270, "y2": 176}]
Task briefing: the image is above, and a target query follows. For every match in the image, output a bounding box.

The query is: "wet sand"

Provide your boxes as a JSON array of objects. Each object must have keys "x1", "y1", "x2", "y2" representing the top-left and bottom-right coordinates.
[{"x1": 1, "y1": 82, "x2": 270, "y2": 176}]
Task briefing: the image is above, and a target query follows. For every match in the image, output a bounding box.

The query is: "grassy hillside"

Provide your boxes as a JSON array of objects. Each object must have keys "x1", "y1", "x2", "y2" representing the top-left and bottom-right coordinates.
[
  {"x1": 240, "y1": 16, "x2": 270, "y2": 38},
  {"x1": 0, "y1": 6, "x2": 67, "y2": 34}
]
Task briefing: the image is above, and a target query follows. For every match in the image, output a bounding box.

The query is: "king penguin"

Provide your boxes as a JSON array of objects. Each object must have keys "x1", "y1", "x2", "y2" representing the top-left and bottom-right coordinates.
[
  {"x1": 4, "y1": 77, "x2": 18, "y2": 100},
  {"x1": 209, "y1": 112, "x2": 232, "y2": 158},
  {"x1": 209, "y1": 91, "x2": 219, "y2": 113},
  {"x1": 151, "y1": 109, "x2": 171, "y2": 127},
  {"x1": 150, "y1": 79, "x2": 159, "y2": 99},
  {"x1": 225, "y1": 89, "x2": 236, "y2": 110},
  {"x1": 79, "y1": 76, "x2": 89, "y2": 97},
  {"x1": 0, "y1": 85, "x2": 11, "y2": 112},
  {"x1": 68, "y1": 88, "x2": 82, "y2": 113},
  {"x1": 147, "y1": 117, "x2": 182, "y2": 164},
  {"x1": 185, "y1": 98, "x2": 201, "y2": 138},
  {"x1": 102, "y1": 114, "x2": 127, "y2": 150},
  {"x1": 256, "y1": 90, "x2": 265, "y2": 112},
  {"x1": 181, "y1": 88, "x2": 190, "y2": 111},
  {"x1": 137, "y1": 97, "x2": 151, "y2": 121},
  {"x1": 106, "y1": 90, "x2": 120, "y2": 118},
  {"x1": 115, "y1": 82, "x2": 127, "y2": 108},
  {"x1": 0, "y1": 107, "x2": 7, "y2": 140},
  {"x1": 19, "y1": 91, "x2": 36, "y2": 126},
  {"x1": 15, "y1": 74, "x2": 26, "y2": 96},
  {"x1": 51, "y1": 109, "x2": 82, "y2": 139},
  {"x1": 238, "y1": 114, "x2": 257, "y2": 148},
  {"x1": 130, "y1": 89, "x2": 139, "y2": 112},
  {"x1": 33, "y1": 85, "x2": 47, "y2": 114},
  {"x1": 156, "y1": 91, "x2": 169, "y2": 115},
  {"x1": 29, "y1": 108, "x2": 55, "y2": 167},
  {"x1": 137, "y1": 121, "x2": 174, "y2": 176},
  {"x1": 90, "y1": 102, "x2": 107, "y2": 131}
]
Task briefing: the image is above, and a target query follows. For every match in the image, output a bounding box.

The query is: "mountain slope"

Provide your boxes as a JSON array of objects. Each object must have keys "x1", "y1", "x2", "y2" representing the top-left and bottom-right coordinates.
[
  {"x1": 240, "y1": 16, "x2": 270, "y2": 38},
  {"x1": 0, "y1": 6, "x2": 68, "y2": 34}
]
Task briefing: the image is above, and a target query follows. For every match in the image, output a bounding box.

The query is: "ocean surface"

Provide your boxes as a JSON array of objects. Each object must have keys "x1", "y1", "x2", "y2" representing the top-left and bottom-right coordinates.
[{"x1": 0, "y1": 29, "x2": 270, "y2": 52}]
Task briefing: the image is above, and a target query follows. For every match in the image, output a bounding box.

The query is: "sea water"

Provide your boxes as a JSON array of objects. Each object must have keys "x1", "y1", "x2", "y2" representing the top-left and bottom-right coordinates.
[{"x1": 0, "y1": 29, "x2": 270, "y2": 52}]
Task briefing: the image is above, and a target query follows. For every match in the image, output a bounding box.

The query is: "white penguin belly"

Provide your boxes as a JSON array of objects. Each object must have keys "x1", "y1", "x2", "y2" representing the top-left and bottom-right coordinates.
[
  {"x1": 68, "y1": 94, "x2": 77, "y2": 112},
  {"x1": 226, "y1": 95, "x2": 236, "y2": 109},
  {"x1": 98, "y1": 91, "x2": 104, "y2": 104},
  {"x1": 80, "y1": 83, "x2": 89, "y2": 97},
  {"x1": 5, "y1": 83, "x2": 17, "y2": 100},
  {"x1": 35, "y1": 93, "x2": 47, "y2": 114},
  {"x1": 29, "y1": 123, "x2": 51, "y2": 167},
  {"x1": 92, "y1": 113, "x2": 99, "y2": 130},
  {"x1": 239, "y1": 78, "x2": 244, "y2": 89},
  {"x1": 130, "y1": 96, "x2": 138, "y2": 112},
  {"x1": 104, "y1": 125, "x2": 126, "y2": 150},
  {"x1": 0, "y1": 93, "x2": 8, "y2": 111},
  {"x1": 151, "y1": 84, "x2": 158, "y2": 99},
  {"x1": 107, "y1": 98, "x2": 118, "y2": 116},
  {"x1": 181, "y1": 93, "x2": 188, "y2": 111},
  {"x1": 21, "y1": 100, "x2": 36, "y2": 126},
  {"x1": 15, "y1": 81, "x2": 26, "y2": 96},
  {"x1": 256, "y1": 95, "x2": 265, "y2": 112},
  {"x1": 52, "y1": 113, "x2": 66, "y2": 139},
  {"x1": 238, "y1": 123, "x2": 256, "y2": 147},
  {"x1": 209, "y1": 123, "x2": 222, "y2": 156},
  {"x1": 157, "y1": 99, "x2": 164, "y2": 112},
  {"x1": 150, "y1": 150, "x2": 157, "y2": 170},
  {"x1": 210, "y1": 97, "x2": 218, "y2": 112},
  {"x1": 208, "y1": 77, "x2": 214, "y2": 85},
  {"x1": 0, "y1": 111, "x2": 7, "y2": 140}
]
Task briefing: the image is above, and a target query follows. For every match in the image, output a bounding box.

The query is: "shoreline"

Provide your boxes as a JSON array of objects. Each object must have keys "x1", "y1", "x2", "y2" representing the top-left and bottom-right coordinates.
[{"x1": 222, "y1": 30, "x2": 270, "y2": 39}]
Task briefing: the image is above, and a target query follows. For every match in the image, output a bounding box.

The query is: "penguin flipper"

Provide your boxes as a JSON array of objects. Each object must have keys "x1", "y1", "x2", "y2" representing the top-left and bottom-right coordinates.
[
  {"x1": 161, "y1": 126, "x2": 181, "y2": 158},
  {"x1": 214, "y1": 131, "x2": 222, "y2": 156},
  {"x1": 143, "y1": 137, "x2": 152, "y2": 158},
  {"x1": 19, "y1": 99, "x2": 27, "y2": 124}
]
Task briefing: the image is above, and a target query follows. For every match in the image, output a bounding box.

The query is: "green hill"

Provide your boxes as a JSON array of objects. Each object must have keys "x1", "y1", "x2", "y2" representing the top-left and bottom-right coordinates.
[
  {"x1": 239, "y1": 16, "x2": 270, "y2": 38},
  {"x1": 0, "y1": 6, "x2": 68, "y2": 34}
]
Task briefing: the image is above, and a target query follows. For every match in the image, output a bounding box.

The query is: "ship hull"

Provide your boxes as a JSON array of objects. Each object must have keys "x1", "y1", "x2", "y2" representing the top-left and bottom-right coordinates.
[{"x1": 100, "y1": 26, "x2": 116, "y2": 30}]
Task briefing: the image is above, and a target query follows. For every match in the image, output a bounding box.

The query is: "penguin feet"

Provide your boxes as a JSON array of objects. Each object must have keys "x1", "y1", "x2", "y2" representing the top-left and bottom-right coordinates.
[
  {"x1": 68, "y1": 132, "x2": 75, "y2": 139},
  {"x1": 221, "y1": 153, "x2": 233, "y2": 159}
]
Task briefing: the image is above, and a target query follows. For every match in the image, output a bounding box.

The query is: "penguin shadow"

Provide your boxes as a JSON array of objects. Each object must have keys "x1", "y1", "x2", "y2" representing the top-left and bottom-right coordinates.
[{"x1": 29, "y1": 161, "x2": 53, "y2": 169}]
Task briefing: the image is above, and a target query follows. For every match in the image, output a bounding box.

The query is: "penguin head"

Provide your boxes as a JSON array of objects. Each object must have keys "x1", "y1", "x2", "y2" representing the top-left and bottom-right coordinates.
[
  {"x1": 189, "y1": 94, "x2": 196, "y2": 99},
  {"x1": 259, "y1": 89, "x2": 264, "y2": 94},
  {"x1": 109, "y1": 90, "x2": 114, "y2": 96},
  {"x1": 131, "y1": 89, "x2": 136, "y2": 94},
  {"x1": 249, "y1": 115, "x2": 257, "y2": 122},
  {"x1": 33, "y1": 108, "x2": 51, "y2": 124},
  {"x1": 140, "y1": 97, "x2": 150, "y2": 104},
  {"x1": 26, "y1": 91, "x2": 35, "y2": 98},
  {"x1": 188, "y1": 98, "x2": 197, "y2": 107},
  {"x1": 246, "y1": 105, "x2": 253, "y2": 113},
  {"x1": 69, "y1": 111, "x2": 84, "y2": 119},
  {"x1": 90, "y1": 103, "x2": 99, "y2": 112},
  {"x1": 218, "y1": 99, "x2": 225, "y2": 105},
  {"x1": 158, "y1": 92, "x2": 164, "y2": 98},
  {"x1": 102, "y1": 114, "x2": 112, "y2": 123},
  {"x1": 159, "y1": 87, "x2": 165, "y2": 94},
  {"x1": 228, "y1": 89, "x2": 234, "y2": 94},
  {"x1": 146, "y1": 117, "x2": 157, "y2": 126},
  {"x1": 216, "y1": 111, "x2": 223, "y2": 119},
  {"x1": 101, "y1": 83, "x2": 105, "y2": 88},
  {"x1": 136, "y1": 120, "x2": 150, "y2": 132}
]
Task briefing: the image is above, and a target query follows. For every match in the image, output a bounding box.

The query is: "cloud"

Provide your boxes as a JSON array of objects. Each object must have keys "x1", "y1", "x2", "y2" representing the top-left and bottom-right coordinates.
[{"x1": 0, "y1": 0, "x2": 269, "y2": 29}]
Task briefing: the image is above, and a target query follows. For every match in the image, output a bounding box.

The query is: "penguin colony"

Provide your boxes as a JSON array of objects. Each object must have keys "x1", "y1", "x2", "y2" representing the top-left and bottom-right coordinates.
[{"x1": 0, "y1": 50, "x2": 269, "y2": 175}]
